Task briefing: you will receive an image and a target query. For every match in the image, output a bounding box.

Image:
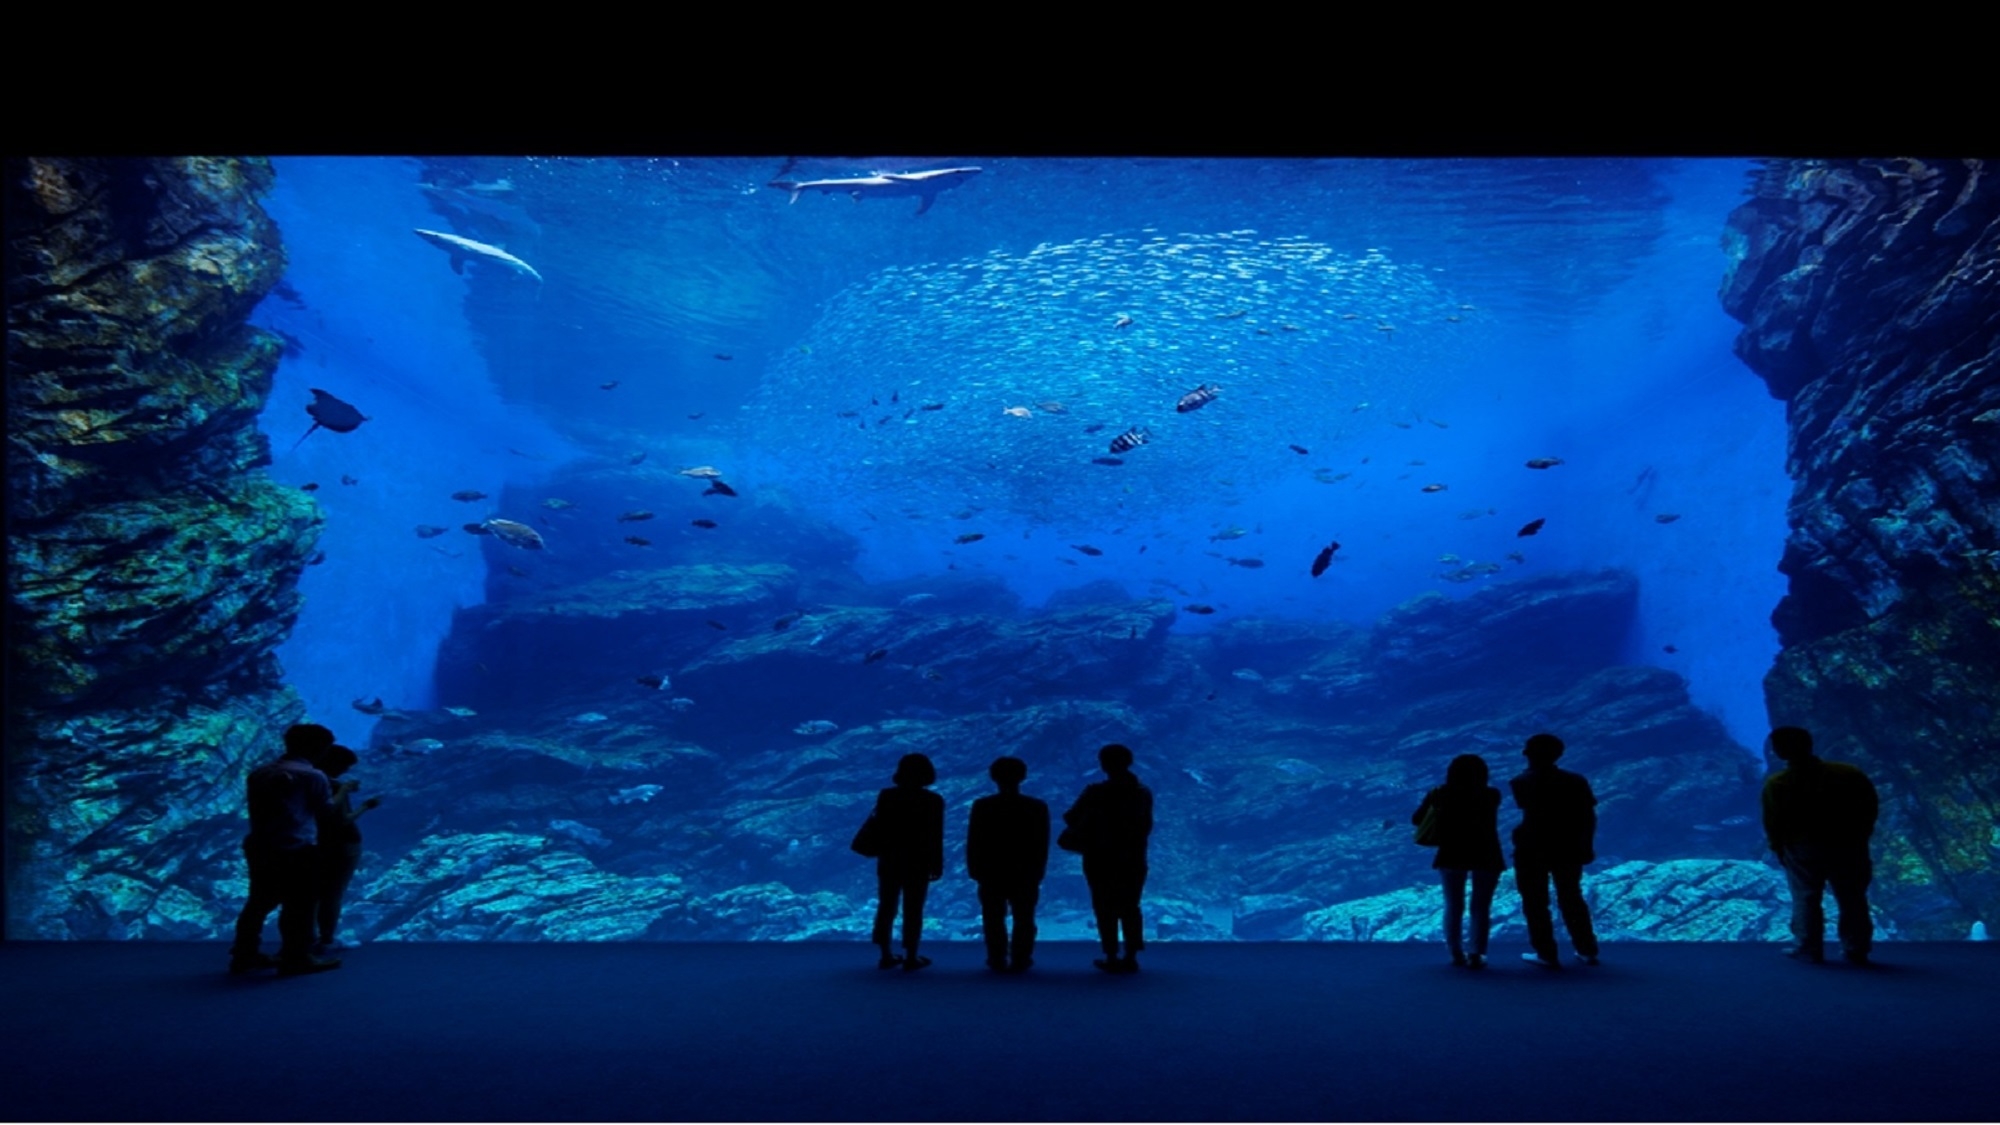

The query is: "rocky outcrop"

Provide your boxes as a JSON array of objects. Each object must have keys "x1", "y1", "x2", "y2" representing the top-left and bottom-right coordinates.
[
  {"x1": 4, "y1": 157, "x2": 307, "y2": 937},
  {"x1": 1721, "y1": 158, "x2": 2000, "y2": 937}
]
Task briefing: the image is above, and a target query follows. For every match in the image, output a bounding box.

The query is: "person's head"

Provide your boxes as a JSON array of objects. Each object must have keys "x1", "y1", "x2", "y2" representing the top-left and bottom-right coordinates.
[
  {"x1": 1768, "y1": 726, "x2": 1815, "y2": 763},
  {"x1": 283, "y1": 723, "x2": 336, "y2": 761},
  {"x1": 892, "y1": 753, "x2": 936, "y2": 787},
  {"x1": 1098, "y1": 743, "x2": 1134, "y2": 775},
  {"x1": 1445, "y1": 753, "x2": 1489, "y2": 789},
  {"x1": 1523, "y1": 733, "x2": 1565, "y2": 767},
  {"x1": 989, "y1": 756, "x2": 1027, "y2": 789},
  {"x1": 319, "y1": 744, "x2": 358, "y2": 779}
]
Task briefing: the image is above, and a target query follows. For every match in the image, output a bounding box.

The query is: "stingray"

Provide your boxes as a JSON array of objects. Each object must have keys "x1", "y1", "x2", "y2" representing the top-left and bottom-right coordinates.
[{"x1": 293, "y1": 389, "x2": 369, "y2": 450}]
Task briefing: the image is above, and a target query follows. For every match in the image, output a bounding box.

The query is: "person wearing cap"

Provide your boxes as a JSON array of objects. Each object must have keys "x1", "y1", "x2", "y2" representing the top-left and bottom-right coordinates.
[
  {"x1": 1510, "y1": 733, "x2": 1600, "y2": 969},
  {"x1": 1761, "y1": 725, "x2": 1879, "y2": 965}
]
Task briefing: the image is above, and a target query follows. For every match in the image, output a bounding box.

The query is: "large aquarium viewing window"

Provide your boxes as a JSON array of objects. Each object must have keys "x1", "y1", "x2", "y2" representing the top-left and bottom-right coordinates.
[{"x1": 5, "y1": 156, "x2": 1995, "y2": 946}]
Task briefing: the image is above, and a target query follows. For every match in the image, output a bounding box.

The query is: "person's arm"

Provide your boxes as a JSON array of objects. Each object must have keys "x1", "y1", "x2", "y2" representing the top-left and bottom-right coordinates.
[
  {"x1": 1031, "y1": 801, "x2": 1050, "y2": 883},
  {"x1": 1760, "y1": 775, "x2": 1782, "y2": 852},
  {"x1": 1412, "y1": 789, "x2": 1435, "y2": 827},
  {"x1": 966, "y1": 802, "x2": 986, "y2": 883},
  {"x1": 1858, "y1": 770, "x2": 1880, "y2": 839},
  {"x1": 928, "y1": 794, "x2": 945, "y2": 881}
]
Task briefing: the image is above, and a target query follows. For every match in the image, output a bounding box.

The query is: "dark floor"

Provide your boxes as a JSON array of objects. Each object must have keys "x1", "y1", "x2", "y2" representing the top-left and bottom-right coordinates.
[{"x1": 1, "y1": 940, "x2": 1993, "y2": 1122}]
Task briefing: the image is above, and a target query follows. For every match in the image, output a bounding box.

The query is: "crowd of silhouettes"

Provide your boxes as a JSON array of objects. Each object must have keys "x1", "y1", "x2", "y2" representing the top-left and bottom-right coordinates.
[{"x1": 229, "y1": 722, "x2": 1880, "y2": 976}]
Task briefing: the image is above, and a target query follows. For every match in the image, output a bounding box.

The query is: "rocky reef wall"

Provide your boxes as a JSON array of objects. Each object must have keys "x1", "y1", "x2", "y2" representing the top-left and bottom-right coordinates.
[
  {"x1": 4, "y1": 157, "x2": 314, "y2": 937},
  {"x1": 1721, "y1": 158, "x2": 2000, "y2": 937}
]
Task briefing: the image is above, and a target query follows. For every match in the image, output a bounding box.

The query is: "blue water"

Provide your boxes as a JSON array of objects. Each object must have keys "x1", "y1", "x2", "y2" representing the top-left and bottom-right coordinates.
[{"x1": 252, "y1": 156, "x2": 1784, "y2": 753}]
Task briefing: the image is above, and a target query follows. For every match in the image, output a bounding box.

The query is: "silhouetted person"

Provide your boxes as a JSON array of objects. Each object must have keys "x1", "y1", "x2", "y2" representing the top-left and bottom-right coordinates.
[
  {"x1": 1762, "y1": 726, "x2": 1879, "y2": 965},
  {"x1": 1064, "y1": 743, "x2": 1154, "y2": 974},
  {"x1": 870, "y1": 753, "x2": 945, "y2": 971},
  {"x1": 1413, "y1": 754, "x2": 1506, "y2": 969},
  {"x1": 1510, "y1": 733, "x2": 1600, "y2": 969},
  {"x1": 231, "y1": 723, "x2": 341, "y2": 976},
  {"x1": 967, "y1": 756, "x2": 1050, "y2": 973},
  {"x1": 312, "y1": 745, "x2": 380, "y2": 956}
]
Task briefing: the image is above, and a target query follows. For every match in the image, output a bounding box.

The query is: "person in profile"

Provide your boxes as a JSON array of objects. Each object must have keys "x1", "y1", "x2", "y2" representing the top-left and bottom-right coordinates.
[
  {"x1": 1412, "y1": 754, "x2": 1506, "y2": 969},
  {"x1": 1761, "y1": 726, "x2": 1879, "y2": 965},
  {"x1": 967, "y1": 756, "x2": 1050, "y2": 973},
  {"x1": 1063, "y1": 743, "x2": 1154, "y2": 974},
  {"x1": 312, "y1": 745, "x2": 380, "y2": 956},
  {"x1": 868, "y1": 753, "x2": 945, "y2": 972},
  {"x1": 1510, "y1": 733, "x2": 1601, "y2": 969},
  {"x1": 230, "y1": 723, "x2": 341, "y2": 976}
]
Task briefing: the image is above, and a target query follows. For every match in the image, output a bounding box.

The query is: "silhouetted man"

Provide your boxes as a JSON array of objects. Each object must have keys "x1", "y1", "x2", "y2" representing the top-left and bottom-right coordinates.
[
  {"x1": 1510, "y1": 733, "x2": 1600, "y2": 969},
  {"x1": 1064, "y1": 743, "x2": 1154, "y2": 974},
  {"x1": 1762, "y1": 726, "x2": 1879, "y2": 965},
  {"x1": 967, "y1": 756, "x2": 1049, "y2": 973},
  {"x1": 231, "y1": 723, "x2": 342, "y2": 976}
]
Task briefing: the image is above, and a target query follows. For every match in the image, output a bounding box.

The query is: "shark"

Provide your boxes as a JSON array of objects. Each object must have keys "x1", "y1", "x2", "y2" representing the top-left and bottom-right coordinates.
[
  {"x1": 769, "y1": 166, "x2": 982, "y2": 215},
  {"x1": 413, "y1": 228, "x2": 543, "y2": 283}
]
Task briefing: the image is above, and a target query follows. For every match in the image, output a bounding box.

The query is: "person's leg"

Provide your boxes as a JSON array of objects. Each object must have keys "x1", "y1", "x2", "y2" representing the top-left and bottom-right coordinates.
[
  {"x1": 1012, "y1": 883, "x2": 1039, "y2": 966},
  {"x1": 1515, "y1": 860, "x2": 1558, "y2": 961},
  {"x1": 1552, "y1": 864, "x2": 1598, "y2": 959},
  {"x1": 1121, "y1": 865, "x2": 1147, "y2": 959},
  {"x1": 1781, "y1": 847, "x2": 1828, "y2": 957},
  {"x1": 1469, "y1": 869, "x2": 1500, "y2": 959},
  {"x1": 232, "y1": 844, "x2": 281, "y2": 961},
  {"x1": 1439, "y1": 868, "x2": 1468, "y2": 960},
  {"x1": 1085, "y1": 861, "x2": 1118, "y2": 958},
  {"x1": 903, "y1": 875, "x2": 929, "y2": 957},
  {"x1": 978, "y1": 881, "x2": 1008, "y2": 967},
  {"x1": 1827, "y1": 845, "x2": 1874, "y2": 960},
  {"x1": 274, "y1": 847, "x2": 319, "y2": 964},
  {"x1": 317, "y1": 846, "x2": 358, "y2": 946},
  {"x1": 872, "y1": 870, "x2": 899, "y2": 960}
]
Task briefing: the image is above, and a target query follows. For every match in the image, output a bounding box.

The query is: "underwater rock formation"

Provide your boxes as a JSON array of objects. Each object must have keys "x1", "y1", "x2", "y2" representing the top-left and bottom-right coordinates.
[
  {"x1": 4, "y1": 158, "x2": 310, "y2": 937},
  {"x1": 1721, "y1": 158, "x2": 2000, "y2": 937}
]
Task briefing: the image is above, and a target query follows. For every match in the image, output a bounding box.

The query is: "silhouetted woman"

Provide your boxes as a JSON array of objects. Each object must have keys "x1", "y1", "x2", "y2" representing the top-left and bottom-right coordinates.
[
  {"x1": 870, "y1": 753, "x2": 945, "y2": 971},
  {"x1": 1412, "y1": 753, "x2": 1506, "y2": 968},
  {"x1": 1064, "y1": 743, "x2": 1154, "y2": 973}
]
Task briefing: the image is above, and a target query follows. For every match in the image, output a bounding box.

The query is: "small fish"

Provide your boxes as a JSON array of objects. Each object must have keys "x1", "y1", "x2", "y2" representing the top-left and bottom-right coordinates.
[
  {"x1": 1507, "y1": 551, "x2": 1526, "y2": 564},
  {"x1": 1392, "y1": 422, "x2": 1413, "y2": 430},
  {"x1": 1311, "y1": 542, "x2": 1339, "y2": 577},
  {"x1": 1439, "y1": 554, "x2": 1462, "y2": 565},
  {"x1": 618, "y1": 511, "x2": 655, "y2": 523},
  {"x1": 703, "y1": 481, "x2": 739, "y2": 497},
  {"x1": 773, "y1": 613, "x2": 801, "y2": 632},
  {"x1": 1108, "y1": 426, "x2": 1150, "y2": 454},
  {"x1": 1083, "y1": 423, "x2": 1107, "y2": 434},
  {"x1": 1408, "y1": 460, "x2": 1426, "y2": 466},
  {"x1": 1232, "y1": 668, "x2": 1264, "y2": 682},
  {"x1": 569, "y1": 712, "x2": 610, "y2": 726},
  {"x1": 1288, "y1": 444, "x2": 1310, "y2": 455},
  {"x1": 920, "y1": 402, "x2": 945, "y2": 412},
  {"x1": 955, "y1": 533, "x2": 986, "y2": 544},
  {"x1": 690, "y1": 519, "x2": 717, "y2": 529},
  {"x1": 1525, "y1": 457, "x2": 1565, "y2": 470},
  {"x1": 665, "y1": 697, "x2": 695, "y2": 712},
  {"x1": 1209, "y1": 527, "x2": 1249, "y2": 542},
  {"x1": 1003, "y1": 406, "x2": 1033, "y2": 418},
  {"x1": 1518, "y1": 518, "x2": 1546, "y2": 537},
  {"x1": 1663, "y1": 644, "x2": 1679, "y2": 654},
  {"x1": 414, "y1": 525, "x2": 449, "y2": 539},
  {"x1": 463, "y1": 522, "x2": 492, "y2": 536},
  {"x1": 484, "y1": 519, "x2": 546, "y2": 550},
  {"x1": 1458, "y1": 509, "x2": 1488, "y2": 520},
  {"x1": 1429, "y1": 419, "x2": 1449, "y2": 429},
  {"x1": 837, "y1": 411, "x2": 860, "y2": 419},
  {"x1": 793, "y1": 720, "x2": 839, "y2": 736},
  {"x1": 340, "y1": 475, "x2": 358, "y2": 486},
  {"x1": 1175, "y1": 383, "x2": 1221, "y2": 413},
  {"x1": 542, "y1": 498, "x2": 574, "y2": 510},
  {"x1": 705, "y1": 620, "x2": 727, "y2": 630},
  {"x1": 444, "y1": 706, "x2": 477, "y2": 717},
  {"x1": 1184, "y1": 604, "x2": 1217, "y2": 615},
  {"x1": 625, "y1": 536, "x2": 651, "y2": 547},
  {"x1": 1114, "y1": 314, "x2": 1134, "y2": 329},
  {"x1": 1656, "y1": 513, "x2": 1681, "y2": 524},
  {"x1": 451, "y1": 490, "x2": 488, "y2": 502},
  {"x1": 687, "y1": 413, "x2": 704, "y2": 420},
  {"x1": 628, "y1": 452, "x2": 647, "y2": 465},
  {"x1": 1037, "y1": 401, "x2": 1066, "y2": 414},
  {"x1": 1072, "y1": 545, "x2": 1104, "y2": 557},
  {"x1": 301, "y1": 483, "x2": 320, "y2": 492},
  {"x1": 401, "y1": 738, "x2": 446, "y2": 754},
  {"x1": 636, "y1": 674, "x2": 670, "y2": 690},
  {"x1": 609, "y1": 784, "x2": 663, "y2": 806},
  {"x1": 1216, "y1": 309, "x2": 1249, "y2": 320},
  {"x1": 506, "y1": 564, "x2": 529, "y2": 577},
  {"x1": 1091, "y1": 456, "x2": 1125, "y2": 467},
  {"x1": 600, "y1": 381, "x2": 620, "y2": 390},
  {"x1": 809, "y1": 632, "x2": 828, "y2": 647},
  {"x1": 864, "y1": 649, "x2": 888, "y2": 664},
  {"x1": 1421, "y1": 483, "x2": 1448, "y2": 493},
  {"x1": 714, "y1": 353, "x2": 732, "y2": 361},
  {"x1": 1226, "y1": 557, "x2": 1265, "y2": 569},
  {"x1": 900, "y1": 593, "x2": 937, "y2": 607}
]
